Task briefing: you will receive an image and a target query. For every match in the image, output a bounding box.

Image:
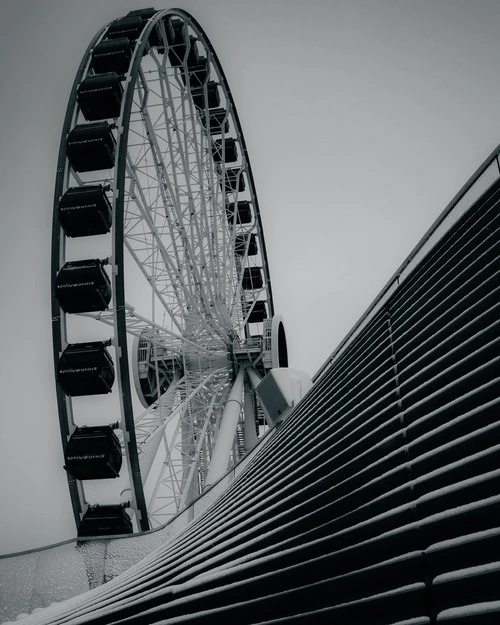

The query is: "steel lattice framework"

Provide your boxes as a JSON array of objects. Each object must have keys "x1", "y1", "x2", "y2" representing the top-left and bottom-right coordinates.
[{"x1": 51, "y1": 8, "x2": 282, "y2": 534}]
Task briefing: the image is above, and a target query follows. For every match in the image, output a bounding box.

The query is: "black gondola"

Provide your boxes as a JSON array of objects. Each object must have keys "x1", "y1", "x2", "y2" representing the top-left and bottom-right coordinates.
[
  {"x1": 58, "y1": 185, "x2": 112, "y2": 237},
  {"x1": 168, "y1": 19, "x2": 199, "y2": 67},
  {"x1": 57, "y1": 341, "x2": 115, "y2": 396},
  {"x1": 126, "y1": 7, "x2": 156, "y2": 20},
  {"x1": 200, "y1": 107, "x2": 229, "y2": 135},
  {"x1": 91, "y1": 37, "x2": 133, "y2": 75},
  {"x1": 235, "y1": 233, "x2": 258, "y2": 256},
  {"x1": 212, "y1": 138, "x2": 238, "y2": 164},
  {"x1": 78, "y1": 505, "x2": 132, "y2": 537},
  {"x1": 226, "y1": 201, "x2": 253, "y2": 224},
  {"x1": 242, "y1": 267, "x2": 263, "y2": 290},
  {"x1": 191, "y1": 81, "x2": 220, "y2": 109},
  {"x1": 77, "y1": 73, "x2": 123, "y2": 121},
  {"x1": 246, "y1": 300, "x2": 267, "y2": 323},
  {"x1": 181, "y1": 57, "x2": 209, "y2": 88},
  {"x1": 220, "y1": 168, "x2": 245, "y2": 192},
  {"x1": 106, "y1": 16, "x2": 144, "y2": 42},
  {"x1": 64, "y1": 425, "x2": 122, "y2": 480},
  {"x1": 125, "y1": 7, "x2": 161, "y2": 46},
  {"x1": 66, "y1": 122, "x2": 116, "y2": 172},
  {"x1": 55, "y1": 259, "x2": 111, "y2": 313}
]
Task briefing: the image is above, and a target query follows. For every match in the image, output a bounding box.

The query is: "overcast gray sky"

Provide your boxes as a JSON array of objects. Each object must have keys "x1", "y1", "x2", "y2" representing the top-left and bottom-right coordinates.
[{"x1": 1, "y1": 0, "x2": 500, "y2": 554}]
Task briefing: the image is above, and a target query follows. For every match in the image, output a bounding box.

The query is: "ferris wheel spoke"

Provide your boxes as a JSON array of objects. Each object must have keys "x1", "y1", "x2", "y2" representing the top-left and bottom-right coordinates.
[
  {"x1": 188, "y1": 100, "x2": 246, "y2": 333},
  {"x1": 128, "y1": 92, "x2": 228, "y2": 344},
  {"x1": 125, "y1": 241, "x2": 185, "y2": 333},
  {"x1": 123, "y1": 156, "x2": 223, "y2": 341},
  {"x1": 145, "y1": 367, "x2": 231, "y2": 524},
  {"x1": 135, "y1": 375, "x2": 185, "y2": 478},
  {"x1": 134, "y1": 372, "x2": 183, "y2": 429},
  {"x1": 194, "y1": 125, "x2": 243, "y2": 333},
  {"x1": 156, "y1": 73, "x2": 220, "y2": 314},
  {"x1": 138, "y1": 368, "x2": 226, "y2": 437},
  {"x1": 223, "y1": 192, "x2": 250, "y2": 316},
  {"x1": 177, "y1": 378, "x2": 229, "y2": 510},
  {"x1": 176, "y1": 94, "x2": 232, "y2": 333},
  {"x1": 151, "y1": 54, "x2": 233, "y2": 336},
  {"x1": 200, "y1": 100, "x2": 228, "y2": 305},
  {"x1": 76, "y1": 305, "x2": 215, "y2": 356}
]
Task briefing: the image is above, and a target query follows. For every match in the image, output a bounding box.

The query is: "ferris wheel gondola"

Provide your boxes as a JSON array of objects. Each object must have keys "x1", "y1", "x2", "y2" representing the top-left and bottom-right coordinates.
[{"x1": 51, "y1": 8, "x2": 288, "y2": 534}]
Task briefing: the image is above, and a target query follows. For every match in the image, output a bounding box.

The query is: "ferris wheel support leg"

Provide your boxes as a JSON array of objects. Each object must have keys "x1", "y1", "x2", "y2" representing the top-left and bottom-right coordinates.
[
  {"x1": 243, "y1": 380, "x2": 258, "y2": 451},
  {"x1": 205, "y1": 367, "x2": 245, "y2": 487},
  {"x1": 246, "y1": 367, "x2": 262, "y2": 389},
  {"x1": 246, "y1": 367, "x2": 273, "y2": 428}
]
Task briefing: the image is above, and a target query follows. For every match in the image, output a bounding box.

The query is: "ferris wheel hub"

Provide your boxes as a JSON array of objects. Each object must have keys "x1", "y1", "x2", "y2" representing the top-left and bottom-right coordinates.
[
  {"x1": 232, "y1": 315, "x2": 288, "y2": 372},
  {"x1": 184, "y1": 349, "x2": 232, "y2": 372}
]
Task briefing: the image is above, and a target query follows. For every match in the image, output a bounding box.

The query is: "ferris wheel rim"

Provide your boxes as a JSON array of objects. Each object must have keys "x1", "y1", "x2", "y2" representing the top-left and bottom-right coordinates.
[{"x1": 52, "y1": 8, "x2": 278, "y2": 535}]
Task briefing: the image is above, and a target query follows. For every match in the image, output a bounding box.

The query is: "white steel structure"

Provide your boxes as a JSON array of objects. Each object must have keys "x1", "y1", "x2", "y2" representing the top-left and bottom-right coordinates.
[{"x1": 51, "y1": 9, "x2": 287, "y2": 533}]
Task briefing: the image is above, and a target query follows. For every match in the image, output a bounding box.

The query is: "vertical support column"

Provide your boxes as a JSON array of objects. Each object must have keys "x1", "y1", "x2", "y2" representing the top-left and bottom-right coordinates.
[
  {"x1": 247, "y1": 367, "x2": 274, "y2": 427},
  {"x1": 205, "y1": 367, "x2": 245, "y2": 486},
  {"x1": 246, "y1": 366, "x2": 262, "y2": 389},
  {"x1": 243, "y1": 380, "x2": 258, "y2": 451}
]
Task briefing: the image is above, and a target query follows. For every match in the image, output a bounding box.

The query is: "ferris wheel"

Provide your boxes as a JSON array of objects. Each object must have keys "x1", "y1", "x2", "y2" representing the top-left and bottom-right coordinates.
[{"x1": 51, "y1": 8, "x2": 288, "y2": 534}]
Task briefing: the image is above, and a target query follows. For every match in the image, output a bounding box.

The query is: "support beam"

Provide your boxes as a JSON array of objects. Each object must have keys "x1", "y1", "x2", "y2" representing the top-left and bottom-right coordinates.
[
  {"x1": 246, "y1": 366, "x2": 262, "y2": 390},
  {"x1": 246, "y1": 367, "x2": 274, "y2": 427},
  {"x1": 243, "y1": 381, "x2": 258, "y2": 451},
  {"x1": 205, "y1": 367, "x2": 245, "y2": 486}
]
